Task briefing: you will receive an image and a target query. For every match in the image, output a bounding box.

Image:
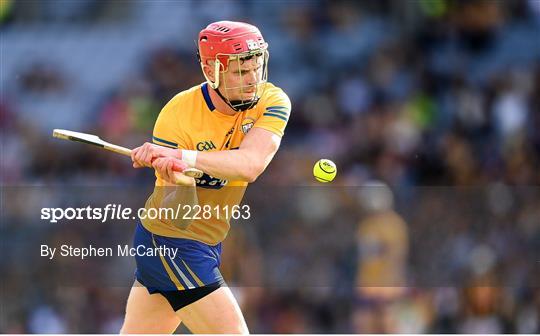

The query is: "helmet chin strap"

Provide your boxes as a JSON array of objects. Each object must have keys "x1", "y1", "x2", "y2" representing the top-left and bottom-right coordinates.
[{"x1": 215, "y1": 87, "x2": 260, "y2": 112}]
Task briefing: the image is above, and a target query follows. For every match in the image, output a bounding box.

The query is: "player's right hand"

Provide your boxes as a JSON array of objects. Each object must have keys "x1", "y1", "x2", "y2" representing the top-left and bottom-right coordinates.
[
  {"x1": 131, "y1": 142, "x2": 180, "y2": 168},
  {"x1": 152, "y1": 157, "x2": 194, "y2": 186}
]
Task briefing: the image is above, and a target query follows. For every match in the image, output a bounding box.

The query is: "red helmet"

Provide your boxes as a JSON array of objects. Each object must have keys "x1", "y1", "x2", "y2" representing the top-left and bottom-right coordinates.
[
  {"x1": 198, "y1": 21, "x2": 268, "y2": 71},
  {"x1": 197, "y1": 21, "x2": 269, "y2": 111}
]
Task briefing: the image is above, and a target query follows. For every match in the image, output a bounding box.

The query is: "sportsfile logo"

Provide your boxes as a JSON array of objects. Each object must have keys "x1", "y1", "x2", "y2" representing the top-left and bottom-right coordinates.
[
  {"x1": 196, "y1": 140, "x2": 216, "y2": 151},
  {"x1": 41, "y1": 204, "x2": 251, "y2": 223}
]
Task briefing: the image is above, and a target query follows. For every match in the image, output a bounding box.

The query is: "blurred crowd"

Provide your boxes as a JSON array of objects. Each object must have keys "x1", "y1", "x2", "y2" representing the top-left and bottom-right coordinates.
[{"x1": 1, "y1": 0, "x2": 539, "y2": 333}]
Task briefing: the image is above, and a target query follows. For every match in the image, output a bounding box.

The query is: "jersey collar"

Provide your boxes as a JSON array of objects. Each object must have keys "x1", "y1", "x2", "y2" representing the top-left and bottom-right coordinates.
[{"x1": 201, "y1": 83, "x2": 215, "y2": 112}]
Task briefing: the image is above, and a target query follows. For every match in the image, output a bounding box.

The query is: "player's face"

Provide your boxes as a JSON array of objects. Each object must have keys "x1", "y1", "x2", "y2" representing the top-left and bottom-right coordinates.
[{"x1": 221, "y1": 54, "x2": 265, "y2": 101}]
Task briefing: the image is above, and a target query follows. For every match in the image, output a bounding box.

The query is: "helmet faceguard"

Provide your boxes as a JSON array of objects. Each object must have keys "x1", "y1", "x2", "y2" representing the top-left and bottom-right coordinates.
[{"x1": 198, "y1": 21, "x2": 269, "y2": 112}]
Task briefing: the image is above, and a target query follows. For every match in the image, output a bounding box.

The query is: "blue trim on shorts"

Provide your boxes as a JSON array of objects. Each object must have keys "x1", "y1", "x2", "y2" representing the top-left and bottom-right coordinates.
[{"x1": 133, "y1": 222, "x2": 223, "y2": 292}]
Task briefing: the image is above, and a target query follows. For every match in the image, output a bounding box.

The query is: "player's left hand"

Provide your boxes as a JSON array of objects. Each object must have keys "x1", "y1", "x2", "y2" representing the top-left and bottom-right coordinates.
[
  {"x1": 132, "y1": 142, "x2": 180, "y2": 168},
  {"x1": 152, "y1": 157, "x2": 194, "y2": 186}
]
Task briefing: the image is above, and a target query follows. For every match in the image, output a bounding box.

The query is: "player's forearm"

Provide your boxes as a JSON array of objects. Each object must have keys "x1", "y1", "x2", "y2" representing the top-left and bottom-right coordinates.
[{"x1": 194, "y1": 149, "x2": 265, "y2": 182}]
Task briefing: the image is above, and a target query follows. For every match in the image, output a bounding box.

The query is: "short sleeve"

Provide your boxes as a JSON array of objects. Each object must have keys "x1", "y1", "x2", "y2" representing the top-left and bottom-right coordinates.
[
  {"x1": 152, "y1": 96, "x2": 189, "y2": 150},
  {"x1": 151, "y1": 95, "x2": 190, "y2": 186},
  {"x1": 253, "y1": 89, "x2": 291, "y2": 137}
]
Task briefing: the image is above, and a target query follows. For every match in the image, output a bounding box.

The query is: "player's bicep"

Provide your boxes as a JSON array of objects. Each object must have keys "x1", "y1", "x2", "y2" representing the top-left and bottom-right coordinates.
[{"x1": 240, "y1": 127, "x2": 281, "y2": 169}]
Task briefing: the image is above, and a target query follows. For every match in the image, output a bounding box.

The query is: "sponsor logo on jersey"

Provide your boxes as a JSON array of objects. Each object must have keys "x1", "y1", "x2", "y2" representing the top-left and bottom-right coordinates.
[
  {"x1": 196, "y1": 140, "x2": 217, "y2": 151},
  {"x1": 195, "y1": 173, "x2": 228, "y2": 189}
]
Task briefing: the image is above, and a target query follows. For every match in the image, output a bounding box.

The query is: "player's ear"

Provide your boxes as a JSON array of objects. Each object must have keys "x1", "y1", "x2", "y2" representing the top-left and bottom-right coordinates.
[{"x1": 202, "y1": 60, "x2": 216, "y2": 82}]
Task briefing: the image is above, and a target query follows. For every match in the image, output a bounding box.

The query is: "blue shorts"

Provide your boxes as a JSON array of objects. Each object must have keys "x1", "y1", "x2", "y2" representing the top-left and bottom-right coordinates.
[{"x1": 133, "y1": 222, "x2": 224, "y2": 294}]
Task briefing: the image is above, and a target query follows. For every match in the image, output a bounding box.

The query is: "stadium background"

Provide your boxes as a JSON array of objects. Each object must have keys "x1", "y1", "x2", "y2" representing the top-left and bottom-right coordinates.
[{"x1": 1, "y1": 0, "x2": 539, "y2": 333}]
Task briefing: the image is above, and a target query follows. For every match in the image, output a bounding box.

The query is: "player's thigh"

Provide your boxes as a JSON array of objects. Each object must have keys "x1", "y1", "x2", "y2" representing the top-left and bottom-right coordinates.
[
  {"x1": 176, "y1": 286, "x2": 248, "y2": 334},
  {"x1": 120, "y1": 281, "x2": 181, "y2": 334}
]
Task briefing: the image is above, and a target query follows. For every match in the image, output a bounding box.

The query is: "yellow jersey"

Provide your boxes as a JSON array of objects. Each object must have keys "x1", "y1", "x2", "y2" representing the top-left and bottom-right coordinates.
[
  {"x1": 141, "y1": 82, "x2": 291, "y2": 245},
  {"x1": 356, "y1": 210, "x2": 408, "y2": 288}
]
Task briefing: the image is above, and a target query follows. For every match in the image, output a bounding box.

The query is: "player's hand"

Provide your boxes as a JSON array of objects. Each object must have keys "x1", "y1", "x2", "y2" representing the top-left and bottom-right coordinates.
[
  {"x1": 131, "y1": 142, "x2": 180, "y2": 168},
  {"x1": 152, "y1": 157, "x2": 194, "y2": 186}
]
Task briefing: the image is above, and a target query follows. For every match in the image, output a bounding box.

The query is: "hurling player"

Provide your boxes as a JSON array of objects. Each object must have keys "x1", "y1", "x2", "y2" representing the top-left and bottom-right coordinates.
[{"x1": 122, "y1": 21, "x2": 291, "y2": 334}]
